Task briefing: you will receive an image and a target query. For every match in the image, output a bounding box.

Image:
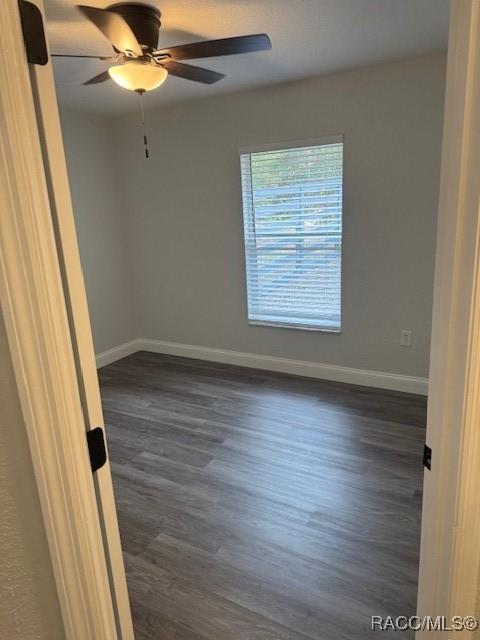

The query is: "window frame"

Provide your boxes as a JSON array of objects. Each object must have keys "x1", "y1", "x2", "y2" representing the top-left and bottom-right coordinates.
[{"x1": 239, "y1": 135, "x2": 344, "y2": 333}]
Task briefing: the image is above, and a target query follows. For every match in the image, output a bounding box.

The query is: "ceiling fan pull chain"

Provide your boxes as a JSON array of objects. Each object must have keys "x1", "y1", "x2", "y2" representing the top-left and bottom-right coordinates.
[{"x1": 138, "y1": 89, "x2": 149, "y2": 159}]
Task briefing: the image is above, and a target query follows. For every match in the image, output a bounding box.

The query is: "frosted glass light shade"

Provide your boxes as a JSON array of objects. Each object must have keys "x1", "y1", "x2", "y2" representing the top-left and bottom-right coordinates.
[{"x1": 108, "y1": 61, "x2": 168, "y2": 92}]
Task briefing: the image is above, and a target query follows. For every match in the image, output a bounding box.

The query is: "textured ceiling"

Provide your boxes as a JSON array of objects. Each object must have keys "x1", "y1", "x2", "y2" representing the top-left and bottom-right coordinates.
[{"x1": 45, "y1": 0, "x2": 449, "y2": 114}]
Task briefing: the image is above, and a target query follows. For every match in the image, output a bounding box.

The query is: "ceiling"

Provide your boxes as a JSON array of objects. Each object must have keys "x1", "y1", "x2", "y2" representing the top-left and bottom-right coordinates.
[{"x1": 45, "y1": 0, "x2": 449, "y2": 115}]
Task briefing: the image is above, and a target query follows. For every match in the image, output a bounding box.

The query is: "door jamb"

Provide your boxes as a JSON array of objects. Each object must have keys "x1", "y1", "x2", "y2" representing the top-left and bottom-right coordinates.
[
  {"x1": 416, "y1": 0, "x2": 480, "y2": 633},
  {"x1": 27, "y1": 1, "x2": 134, "y2": 637},
  {"x1": 0, "y1": 1, "x2": 120, "y2": 638}
]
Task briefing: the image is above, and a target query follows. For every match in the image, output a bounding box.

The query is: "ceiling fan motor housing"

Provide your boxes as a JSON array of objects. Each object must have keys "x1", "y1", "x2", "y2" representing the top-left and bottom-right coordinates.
[{"x1": 107, "y1": 3, "x2": 161, "y2": 51}]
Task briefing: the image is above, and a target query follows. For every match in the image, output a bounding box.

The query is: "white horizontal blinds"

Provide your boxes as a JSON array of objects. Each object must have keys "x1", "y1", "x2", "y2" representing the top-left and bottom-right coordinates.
[{"x1": 241, "y1": 140, "x2": 343, "y2": 330}]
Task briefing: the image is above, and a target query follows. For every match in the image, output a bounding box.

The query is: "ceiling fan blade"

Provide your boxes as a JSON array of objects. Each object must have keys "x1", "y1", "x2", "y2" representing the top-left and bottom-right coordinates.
[
  {"x1": 155, "y1": 34, "x2": 271, "y2": 61},
  {"x1": 52, "y1": 53, "x2": 114, "y2": 60},
  {"x1": 83, "y1": 70, "x2": 111, "y2": 85},
  {"x1": 77, "y1": 5, "x2": 143, "y2": 57},
  {"x1": 161, "y1": 60, "x2": 225, "y2": 84}
]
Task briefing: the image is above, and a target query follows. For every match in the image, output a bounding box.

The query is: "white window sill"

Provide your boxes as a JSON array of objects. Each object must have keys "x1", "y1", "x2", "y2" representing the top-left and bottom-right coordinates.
[{"x1": 248, "y1": 320, "x2": 341, "y2": 333}]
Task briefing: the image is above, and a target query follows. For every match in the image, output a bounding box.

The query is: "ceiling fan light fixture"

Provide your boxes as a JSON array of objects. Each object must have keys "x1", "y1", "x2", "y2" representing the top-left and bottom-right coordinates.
[{"x1": 108, "y1": 60, "x2": 168, "y2": 91}]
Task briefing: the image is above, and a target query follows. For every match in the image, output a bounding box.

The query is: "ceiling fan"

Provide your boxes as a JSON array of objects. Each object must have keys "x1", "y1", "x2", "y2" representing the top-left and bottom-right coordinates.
[{"x1": 52, "y1": 2, "x2": 272, "y2": 93}]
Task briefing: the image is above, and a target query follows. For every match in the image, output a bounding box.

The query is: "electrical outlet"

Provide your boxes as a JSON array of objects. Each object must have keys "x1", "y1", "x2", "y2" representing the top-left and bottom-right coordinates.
[{"x1": 400, "y1": 329, "x2": 412, "y2": 347}]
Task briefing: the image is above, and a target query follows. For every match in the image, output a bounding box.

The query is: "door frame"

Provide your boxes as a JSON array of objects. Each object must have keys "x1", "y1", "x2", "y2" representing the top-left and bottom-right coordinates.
[
  {"x1": 28, "y1": 1, "x2": 134, "y2": 637},
  {"x1": 0, "y1": 1, "x2": 131, "y2": 638},
  {"x1": 416, "y1": 0, "x2": 480, "y2": 634},
  {"x1": 1, "y1": 0, "x2": 479, "y2": 637}
]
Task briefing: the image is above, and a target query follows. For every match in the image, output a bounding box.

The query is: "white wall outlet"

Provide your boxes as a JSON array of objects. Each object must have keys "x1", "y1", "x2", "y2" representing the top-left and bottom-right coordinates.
[{"x1": 400, "y1": 329, "x2": 412, "y2": 347}]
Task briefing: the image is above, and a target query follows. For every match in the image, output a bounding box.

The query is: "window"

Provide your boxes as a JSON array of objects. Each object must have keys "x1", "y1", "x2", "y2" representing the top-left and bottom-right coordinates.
[{"x1": 240, "y1": 137, "x2": 343, "y2": 331}]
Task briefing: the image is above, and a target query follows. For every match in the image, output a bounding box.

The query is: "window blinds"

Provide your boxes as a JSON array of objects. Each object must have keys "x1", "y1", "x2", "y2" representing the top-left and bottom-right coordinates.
[{"x1": 240, "y1": 138, "x2": 343, "y2": 331}]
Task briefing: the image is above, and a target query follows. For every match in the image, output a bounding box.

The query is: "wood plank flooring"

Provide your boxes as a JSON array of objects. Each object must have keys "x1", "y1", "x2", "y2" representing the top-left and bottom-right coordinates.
[{"x1": 99, "y1": 351, "x2": 427, "y2": 640}]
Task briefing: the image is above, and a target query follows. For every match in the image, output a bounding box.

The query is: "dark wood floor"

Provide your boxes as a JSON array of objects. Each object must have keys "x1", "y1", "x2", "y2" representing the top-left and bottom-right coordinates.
[{"x1": 99, "y1": 351, "x2": 427, "y2": 640}]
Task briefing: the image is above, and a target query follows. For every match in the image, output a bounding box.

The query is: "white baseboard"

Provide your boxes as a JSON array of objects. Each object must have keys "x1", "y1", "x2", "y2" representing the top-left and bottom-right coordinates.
[
  {"x1": 96, "y1": 337, "x2": 428, "y2": 395},
  {"x1": 135, "y1": 338, "x2": 429, "y2": 395},
  {"x1": 95, "y1": 339, "x2": 140, "y2": 368}
]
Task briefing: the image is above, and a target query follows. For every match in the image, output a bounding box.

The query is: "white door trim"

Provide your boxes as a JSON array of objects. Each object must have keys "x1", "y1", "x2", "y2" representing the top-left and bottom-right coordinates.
[
  {"x1": 417, "y1": 0, "x2": 480, "y2": 633},
  {"x1": 0, "y1": 2, "x2": 119, "y2": 638},
  {"x1": 29, "y1": 2, "x2": 134, "y2": 637}
]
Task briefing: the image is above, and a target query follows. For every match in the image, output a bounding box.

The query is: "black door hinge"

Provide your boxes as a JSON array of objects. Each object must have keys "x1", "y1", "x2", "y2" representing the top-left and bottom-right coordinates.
[
  {"x1": 423, "y1": 444, "x2": 432, "y2": 470},
  {"x1": 18, "y1": 1, "x2": 48, "y2": 66},
  {"x1": 87, "y1": 427, "x2": 107, "y2": 473}
]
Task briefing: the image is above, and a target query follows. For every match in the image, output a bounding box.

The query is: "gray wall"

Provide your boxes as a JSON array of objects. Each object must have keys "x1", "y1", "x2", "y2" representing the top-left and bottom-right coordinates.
[
  {"x1": 60, "y1": 110, "x2": 136, "y2": 354},
  {"x1": 111, "y1": 52, "x2": 445, "y2": 378},
  {"x1": 0, "y1": 310, "x2": 65, "y2": 639}
]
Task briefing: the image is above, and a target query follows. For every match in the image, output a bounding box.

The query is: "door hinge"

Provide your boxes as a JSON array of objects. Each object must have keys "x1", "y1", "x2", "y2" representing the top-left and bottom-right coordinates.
[
  {"x1": 423, "y1": 444, "x2": 432, "y2": 470},
  {"x1": 18, "y1": 1, "x2": 48, "y2": 66},
  {"x1": 87, "y1": 427, "x2": 107, "y2": 473}
]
